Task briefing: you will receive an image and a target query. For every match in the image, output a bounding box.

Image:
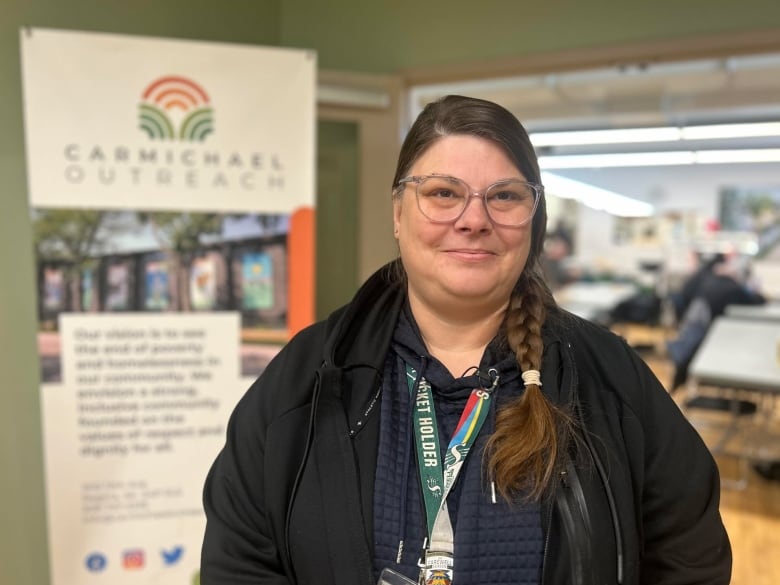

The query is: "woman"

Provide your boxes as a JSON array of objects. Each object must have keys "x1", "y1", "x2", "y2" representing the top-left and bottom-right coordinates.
[{"x1": 201, "y1": 95, "x2": 731, "y2": 585}]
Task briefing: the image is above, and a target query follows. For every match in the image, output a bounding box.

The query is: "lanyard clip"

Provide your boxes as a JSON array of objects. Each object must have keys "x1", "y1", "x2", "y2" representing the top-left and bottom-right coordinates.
[
  {"x1": 486, "y1": 368, "x2": 500, "y2": 393},
  {"x1": 476, "y1": 368, "x2": 500, "y2": 393}
]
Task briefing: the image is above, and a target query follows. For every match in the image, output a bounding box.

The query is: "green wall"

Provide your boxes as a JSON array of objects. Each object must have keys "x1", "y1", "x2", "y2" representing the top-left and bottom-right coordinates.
[
  {"x1": 317, "y1": 121, "x2": 360, "y2": 318},
  {"x1": 279, "y1": 0, "x2": 780, "y2": 72}
]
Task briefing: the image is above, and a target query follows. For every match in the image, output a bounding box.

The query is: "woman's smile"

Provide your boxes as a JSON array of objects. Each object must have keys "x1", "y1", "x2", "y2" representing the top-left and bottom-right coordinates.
[{"x1": 442, "y1": 247, "x2": 497, "y2": 261}]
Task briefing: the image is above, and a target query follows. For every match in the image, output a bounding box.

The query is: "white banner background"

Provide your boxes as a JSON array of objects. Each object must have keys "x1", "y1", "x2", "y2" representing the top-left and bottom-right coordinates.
[
  {"x1": 21, "y1": 28, "x2": 316, "y2": 585},
  {"x1": 44, "y1": 313, "x2": 240, "y2": 584}
]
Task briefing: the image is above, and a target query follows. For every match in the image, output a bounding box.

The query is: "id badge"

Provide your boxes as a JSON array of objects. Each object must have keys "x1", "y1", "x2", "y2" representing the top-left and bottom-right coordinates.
[
  {"x1": 419, "y1": 551, "x2": 453, "y2": 585},
  {"x1": 377, "y1": 567, "x2": 417, "y2": 585}
]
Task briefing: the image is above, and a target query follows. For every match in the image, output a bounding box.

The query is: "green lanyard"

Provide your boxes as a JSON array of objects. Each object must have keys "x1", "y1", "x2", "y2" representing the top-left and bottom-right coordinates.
[{"x1": 405, "y1": 364, "x2": 495, "y2": 542}]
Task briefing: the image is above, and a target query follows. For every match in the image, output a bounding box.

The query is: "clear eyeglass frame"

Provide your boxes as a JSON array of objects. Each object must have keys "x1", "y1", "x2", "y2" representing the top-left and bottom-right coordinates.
[{"x1": 395, "y1": 174, "x2": 542, "y2": 227}]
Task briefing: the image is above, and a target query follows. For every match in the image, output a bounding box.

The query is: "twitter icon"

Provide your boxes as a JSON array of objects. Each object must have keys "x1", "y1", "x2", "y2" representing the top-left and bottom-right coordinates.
[{"x1": 161, "y1": 546, "x2": 184, "y2": 565}]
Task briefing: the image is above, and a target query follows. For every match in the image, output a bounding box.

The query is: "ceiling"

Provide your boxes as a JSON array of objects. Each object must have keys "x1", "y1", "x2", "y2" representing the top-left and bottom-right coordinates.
[
  {"x1": 409, "y1": 52, "x2": 780, "y2": 132},
  {"x1": 407, "y1": 52, "x2": 780, "y2": 214}
]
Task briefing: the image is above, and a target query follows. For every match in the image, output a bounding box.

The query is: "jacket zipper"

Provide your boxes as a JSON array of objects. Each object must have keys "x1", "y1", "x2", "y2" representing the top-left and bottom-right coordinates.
[
  {"x1": 542, "y1": 465, "x2": 591, "y2": 585},
  {"x1": 540, "y1": 484, "x2": 555, "y2": 585},
  {"x1": 558, "y1": 467, "x2": 589, "y2": 585},
  {"x1": 580, "y1": 420, "x2": 624, "y2": 584},
  {"x1": 563, "y1": 340, "x2": 624, "y2": 584},
  {"x1": 284, "y1": 365, "x2": 323, "y2": 584}
]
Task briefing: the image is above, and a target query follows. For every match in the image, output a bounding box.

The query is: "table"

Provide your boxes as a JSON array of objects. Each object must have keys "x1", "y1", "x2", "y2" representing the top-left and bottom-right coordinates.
[
  {"x1": 689, "y1": 318, "x2": 780, "y2": 393},
  {"x1": 554, "y1": 282, "x2": 637, "y2": 322},
  {"x1": 686, "y1": 317, "x2": 780, "y2": 488},
  {"x1": 725, "y1": 302, "x2": 780, "y2": 321}
]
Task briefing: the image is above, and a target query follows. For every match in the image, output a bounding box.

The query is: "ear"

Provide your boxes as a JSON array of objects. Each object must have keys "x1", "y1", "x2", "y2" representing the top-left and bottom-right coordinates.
[{"x1": 392, "y1": 196, "x2": 402, "y2": 239}]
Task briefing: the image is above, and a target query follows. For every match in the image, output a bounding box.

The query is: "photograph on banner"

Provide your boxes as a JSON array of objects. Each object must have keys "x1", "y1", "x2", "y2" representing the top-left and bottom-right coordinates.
[
  {"x1": 34, "y1": 209, "x2": 291, "y2": 383},
  {"x1": 21, "y1": 27, "x2": 315, "y2": 585}
]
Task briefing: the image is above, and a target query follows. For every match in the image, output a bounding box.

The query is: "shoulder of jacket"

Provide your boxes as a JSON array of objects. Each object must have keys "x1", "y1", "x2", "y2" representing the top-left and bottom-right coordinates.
[
  {"x1": 546, "y1": 309, "x2": 629, "y2": 354},
  {"x1": 550, "y1": 311, "x2": 653, "y2": 408},
  {"x1": 236, "y1": 322, "x2": 329, "y2": 419},
  {"x1": 243, "y1": 265, "x2": 403, "y2": 406}
]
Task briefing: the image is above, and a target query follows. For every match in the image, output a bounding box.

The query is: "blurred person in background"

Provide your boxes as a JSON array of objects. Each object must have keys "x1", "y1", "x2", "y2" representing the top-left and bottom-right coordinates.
[
  {"x1": 695, "y1": 252, "x2": 766, "y2": 317},
  {"x1": 201, "y1": 95, "x2": 731, "y2": 585},
  {"x1": 667, "y1": 250, "x2": 766, "y2": 390},
  {"x1": 669, "y1": 251, "x2": 726, "y2": 324},
  {"x1": 540, "y1": 222, "x2": 578, "y2": 291}
]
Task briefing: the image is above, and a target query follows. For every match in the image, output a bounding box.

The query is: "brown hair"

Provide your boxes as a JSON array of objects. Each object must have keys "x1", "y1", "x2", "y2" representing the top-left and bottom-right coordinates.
[{"x1": 392, "y1": 95, "x2": 572, "y2": 501}]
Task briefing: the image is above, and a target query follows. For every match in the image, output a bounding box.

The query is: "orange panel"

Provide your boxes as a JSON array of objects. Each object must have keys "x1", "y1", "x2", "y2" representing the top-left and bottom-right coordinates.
[{"x1": 287, "y1": 207, "x2": 316, "y2": 338}]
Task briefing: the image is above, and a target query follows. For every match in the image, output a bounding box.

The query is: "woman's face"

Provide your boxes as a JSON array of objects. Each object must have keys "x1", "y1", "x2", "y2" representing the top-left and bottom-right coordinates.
[{"x1": 393, "y1": 134, "x2": 534, "y2": 316}]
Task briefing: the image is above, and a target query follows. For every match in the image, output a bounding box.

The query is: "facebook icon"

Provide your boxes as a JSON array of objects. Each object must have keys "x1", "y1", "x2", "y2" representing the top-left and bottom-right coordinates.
[{"x1": 85, "y1": 553, "x2": 107, "y2": 572}]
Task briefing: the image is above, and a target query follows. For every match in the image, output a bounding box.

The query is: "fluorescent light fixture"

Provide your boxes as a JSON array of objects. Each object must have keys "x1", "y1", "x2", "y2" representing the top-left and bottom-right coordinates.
[
  {"x1": 681, "y1": 122, "x2": 780, "y2": 140},
  {"x1": 541, "y1": 172, "x2": 654, "y2": 217},
  {"x1": 540, "y1": 152, "x2": 694, "y2": 168},
  {"x1": 531, "y1": 127, "x2": 682, "y2": 146},
  {"x1": 539, "y1": 149, "x2": 780, "y2": 168},
  {"x1": 694, "y1": 148, "x2": 780, "y2": 163},
  {"x1": 529, "y1": 121, "x2": 780, "y2": 147}
]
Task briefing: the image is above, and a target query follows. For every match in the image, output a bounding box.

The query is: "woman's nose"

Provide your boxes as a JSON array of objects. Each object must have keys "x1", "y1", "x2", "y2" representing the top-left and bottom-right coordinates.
[{"x1": 454, "y1": 194, "x2": 493, "y2": 230}]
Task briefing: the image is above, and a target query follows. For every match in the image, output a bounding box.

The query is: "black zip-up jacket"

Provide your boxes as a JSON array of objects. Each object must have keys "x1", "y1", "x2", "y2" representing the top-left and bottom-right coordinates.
[{"x1": 201, "y1": 265, "x2": 731, "y2": 585}]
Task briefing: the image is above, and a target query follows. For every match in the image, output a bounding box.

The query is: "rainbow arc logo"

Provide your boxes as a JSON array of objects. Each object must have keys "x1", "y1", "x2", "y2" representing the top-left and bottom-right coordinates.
[{"x1": 139, "y1": 76, "x2": 214, "y2": 141}]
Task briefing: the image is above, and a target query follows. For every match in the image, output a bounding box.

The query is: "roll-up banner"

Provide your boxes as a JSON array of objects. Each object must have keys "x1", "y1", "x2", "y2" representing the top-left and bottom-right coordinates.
[{"x1": 20, "y1": 27, "x2": 316, "y2": 585}]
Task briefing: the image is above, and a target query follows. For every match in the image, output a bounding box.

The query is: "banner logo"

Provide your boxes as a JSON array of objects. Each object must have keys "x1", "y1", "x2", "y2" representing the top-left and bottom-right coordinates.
[{"x1": 139, "y1": 76, "x2": 213, "y2": 142}]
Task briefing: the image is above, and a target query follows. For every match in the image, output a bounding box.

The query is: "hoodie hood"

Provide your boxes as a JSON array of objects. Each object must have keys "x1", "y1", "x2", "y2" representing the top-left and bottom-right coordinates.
[
  {"x1": 391, "y1": 301, "x2": 522, "y2": 402},
  {"x1": 322, "y1": 264, "x2": 405, "y2": 370}
]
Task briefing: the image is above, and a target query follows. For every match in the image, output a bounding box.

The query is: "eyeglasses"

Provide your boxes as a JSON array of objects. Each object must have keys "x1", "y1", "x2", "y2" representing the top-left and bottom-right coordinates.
[{"x1": 395, "y1": 174, "x2": 542, "y2": 227}]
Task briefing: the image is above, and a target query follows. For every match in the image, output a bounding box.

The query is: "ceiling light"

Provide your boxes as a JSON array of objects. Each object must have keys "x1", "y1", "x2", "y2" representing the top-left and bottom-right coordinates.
[
  {"x1": 539, "y1": 149, "x2": 780, "y2": 168},
  {"x1": 694, "y1": 148, "x2": 780, "y2": 163},
  {"x1": 529, "y1": 121, "x2": 780, "y2": 147},
  {"x1": 531, "y1": 127, "x2": 681, "y2": 146},
  {"x1": 541, "y1": 172, "x2": 654, "y2": 217},
  {"x1": 680, "y1": 122, "x2": 780, "y2": 140},
  {"x1": 539, "y1": 152, "x2": 695, "y2": 168}
]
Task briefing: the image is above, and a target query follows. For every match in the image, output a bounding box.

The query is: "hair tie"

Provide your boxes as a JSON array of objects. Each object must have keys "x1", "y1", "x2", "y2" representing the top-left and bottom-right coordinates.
[{"x1": 521, "y1": 369, "x2": 542, "y2": 387}]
